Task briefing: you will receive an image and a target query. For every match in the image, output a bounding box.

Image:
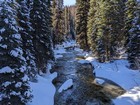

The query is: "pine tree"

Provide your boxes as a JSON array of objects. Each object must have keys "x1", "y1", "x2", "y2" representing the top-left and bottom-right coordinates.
[
  {"x1": 76, "y1": 0, "x2": 90, "y2": 50},
  {"x1": 0, "y1": 1, "x2": 31, "y2": 104},
  {"x1": 127, "y1": 1, "x2": 140, "y2": 69}
]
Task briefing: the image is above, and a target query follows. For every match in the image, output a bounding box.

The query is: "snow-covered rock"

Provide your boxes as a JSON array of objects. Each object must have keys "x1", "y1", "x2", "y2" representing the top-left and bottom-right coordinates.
[
  {"x1": 95, "y1": 78, "x2": 105, "y2": 85},
  {"x1": 78, "y1": 59, "x2": 90, "y2": 64},
  {"x1": 58, "y1": 79, "x2": 73, "y2": 93}
]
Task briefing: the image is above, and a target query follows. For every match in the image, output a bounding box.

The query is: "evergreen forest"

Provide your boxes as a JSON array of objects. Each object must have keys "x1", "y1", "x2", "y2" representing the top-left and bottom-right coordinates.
[{"x1": 0, "y1": 0, "x2": 140, "y2": 105}]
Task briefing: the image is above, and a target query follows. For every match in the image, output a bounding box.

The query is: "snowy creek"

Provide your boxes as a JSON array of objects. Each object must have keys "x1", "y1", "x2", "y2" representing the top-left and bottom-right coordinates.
[{"x1": 51, "y1": 47, "x2": 126, "y2": 105}]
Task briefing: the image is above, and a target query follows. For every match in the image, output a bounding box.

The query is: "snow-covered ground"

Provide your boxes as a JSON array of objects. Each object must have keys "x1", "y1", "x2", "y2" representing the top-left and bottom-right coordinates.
[
  {"x1": 54, "y1": 41, "x2": 140, "y2": 105},
  {"x1": 85, "y1": 56, "x2": 140, "y2": 105},
  {"x1": 29, "y1": 75, "x2": 56, "y2": 105},
  {"x1": 113, "y1": 87, "x2": 140, "y2": 105},
  {"x1": 28, "y1": 41, "x2": 140, "y2": 105},
  {"x1": 28, "y1": 63, "x2": 57, "y2": 105},
  {"x1": 28, "y1": 41, "x2": 77, "y2": 105}
]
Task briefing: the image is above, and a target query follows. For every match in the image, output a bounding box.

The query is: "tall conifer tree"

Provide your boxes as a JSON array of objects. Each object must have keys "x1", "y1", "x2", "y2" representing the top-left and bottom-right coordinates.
[
  {"x1": 76, "y1": 0, "x2": 90, "y2": 50},
  {"x1": 0, "y1": 1, "x2": 31, "y2": 104},
  {"x1": 127, "y1": 1, "x2": 140, "y2": 69},
  {"x1": 30, "y1": 0, "x2": 54, "y2": 73},
  {"x1": 87, "y1": 0, "x2": 126, "y2": 62},
  {"x1": 17, "y1": 0, "x2": 37, "y2": 79},
  {"x1": 52, "y1": 0, "x2": 64, "y2": 45}
]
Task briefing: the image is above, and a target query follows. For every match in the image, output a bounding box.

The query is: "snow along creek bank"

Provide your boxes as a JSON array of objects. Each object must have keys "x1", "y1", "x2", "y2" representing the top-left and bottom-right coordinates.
[
  {"x1": 52, "y1": 41, "x2": 126, "y2": 105},
  {"x1": 28, "y1": 41, "x2": 140, "y2": 105}
]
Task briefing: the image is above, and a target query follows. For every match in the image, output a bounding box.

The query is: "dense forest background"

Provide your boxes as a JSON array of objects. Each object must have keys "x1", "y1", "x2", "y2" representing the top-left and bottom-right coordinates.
[{"x1": 0, "y1": 0, "x2": 140, "y2": 104}]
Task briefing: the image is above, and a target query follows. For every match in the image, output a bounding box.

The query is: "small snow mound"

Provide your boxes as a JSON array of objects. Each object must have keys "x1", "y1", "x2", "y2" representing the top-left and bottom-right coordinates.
[
  {"x1": 0, "y1": 66, "x2": 13, "y2": 73},
  {"x1": 55, "y1": 54, "x2": 63, "y2": 59},
  {"x1": 86, "y1": 56, "x2": 95, "y2": 62},
  {"x1": 78, "y1": 59, "x2": 90, "y2": 64},
  {"x1": 95, "y1": 78, "x2": 105, "y2": 85},
  {"x1": 58, "y1": 79, "x2": 73, "y2": 93}
]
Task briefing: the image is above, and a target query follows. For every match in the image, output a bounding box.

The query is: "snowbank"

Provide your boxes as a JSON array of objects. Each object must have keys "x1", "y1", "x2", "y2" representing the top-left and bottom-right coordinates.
[
  {"x1": 29, "y1": 74, "x2": 56, "y2": 105},
  {"x1": 85, "y1": 56, "x2": 140, "y2": 105},
  {"x1": 113, "y1": 86, "x2": 140, "y2": 105}
]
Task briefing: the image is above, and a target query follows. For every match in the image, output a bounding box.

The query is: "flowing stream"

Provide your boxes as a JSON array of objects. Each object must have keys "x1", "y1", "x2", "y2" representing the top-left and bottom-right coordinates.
[{"x1": 52, "y1": 48, "x2": 125, "y2": 105}]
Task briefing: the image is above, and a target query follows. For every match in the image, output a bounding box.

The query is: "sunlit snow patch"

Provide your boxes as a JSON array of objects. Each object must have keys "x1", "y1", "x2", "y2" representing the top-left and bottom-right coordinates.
[
  {"x1": 95, "y1": 78, "x2": 105, "y2": 85},
  {"x1": 113, "y1": 86, "x2": 140, "y2": 105}
]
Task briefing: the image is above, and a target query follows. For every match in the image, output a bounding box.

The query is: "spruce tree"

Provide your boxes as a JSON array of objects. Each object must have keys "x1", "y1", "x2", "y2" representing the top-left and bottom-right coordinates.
[
  {"x1": 95, "y1": 0, "x2": 108, "y2": 62},
  {"x1": 88, "y1": 0, "x2": 126, "y2": 62},
  {"x1": 17, "y1": 0, "x2": 37, "y2": 79},
  {"x1": 76, "y1": 0, "x2": 90, "y2": 50},
  {"x1": 107, "y1": 0, "x2": 126, "y2": 59},
  {"x1": 64, "y1": 6, "x2": 76, "y2": 40},
  {"x1": 69, "y1": 9, "x2": 76, "y2": 40},
  {"x1": 69, "y1": 5, "x2": 76, "y2": 39},
  {"x1": 30, "y1": 0, "x2": 54, "y2": 74},
  {"x1": 104, "y1": 0, "x2": 125, "y2": 61},
  {"x1": 0, "y1": 1, "x2": 31, "y2": 104},
  {"x1": 125, "y1": 0, "x2": 137, "y2": 41},
  {"x1": 52, "y1": 0, "x2": 64, "y2": 45},
  {"x1": 64, "y1": 6, "x2": 70, "y2": 35},
  {"x1": 127, "y1": 1, "x2": 140, "y2": 69},
  {"x1": 87, "y1": 0, "x2": 98, "y2": 53}
]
